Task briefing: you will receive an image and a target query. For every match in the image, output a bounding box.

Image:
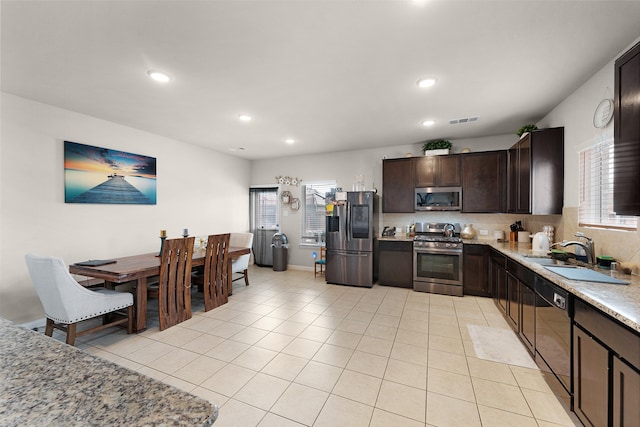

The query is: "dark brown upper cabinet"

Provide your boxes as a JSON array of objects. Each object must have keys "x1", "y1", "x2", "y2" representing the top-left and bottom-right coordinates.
[
  {"x1": 614, "y1": 41, "x2": 640, "y2": 216},
  {"x1": 382, "y1": 158, "x2": 415, "y2": 213},
  {"x1": 461, "y1": 151, "x2": 507, "y2": 213},
  {"x1": 414, "y1": 154, "x2": 461, "y2": 188},
  {"x1": 507, "y1": 127, "x2": 564, "y2": 214}
]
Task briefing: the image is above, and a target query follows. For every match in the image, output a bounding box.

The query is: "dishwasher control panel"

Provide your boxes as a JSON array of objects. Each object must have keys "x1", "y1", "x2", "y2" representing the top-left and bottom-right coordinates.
[{"x1": 553, "y1": 292, "x2": 566, "y2": 309}]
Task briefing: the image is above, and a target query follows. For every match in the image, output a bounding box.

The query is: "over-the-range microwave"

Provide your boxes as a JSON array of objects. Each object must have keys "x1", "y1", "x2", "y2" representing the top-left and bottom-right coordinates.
[{"x1": 415, "y1": 187, "x2": 462, "y2": 211}]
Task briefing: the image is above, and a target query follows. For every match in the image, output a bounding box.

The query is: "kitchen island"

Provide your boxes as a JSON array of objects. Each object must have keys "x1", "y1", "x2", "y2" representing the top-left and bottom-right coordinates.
[{"x1": 0, "y1": 318, "x2": 217, "y2": 426}]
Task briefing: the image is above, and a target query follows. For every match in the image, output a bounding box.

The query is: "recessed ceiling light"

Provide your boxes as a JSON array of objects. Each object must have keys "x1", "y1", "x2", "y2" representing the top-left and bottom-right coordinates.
[
  {"x1": 238, "y1": 114, "x2": 252, "y2": 122},
  {"x1": 147, "y1": 70, "x2": 171, "y2": 83},
  {"x1": 416, "y1": 78, "x2": 437, "y2": 88},
  {"x1": 285, "y1": 139, "x2": 295, "y2": 144},
  {"x1": 422, "y1": 119, "x2": 436, "y2": 127}
]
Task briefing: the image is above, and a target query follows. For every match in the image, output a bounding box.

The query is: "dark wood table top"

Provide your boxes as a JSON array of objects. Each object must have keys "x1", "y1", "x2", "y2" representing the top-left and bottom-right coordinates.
[{"x1": 69, "y1": 246, "x2": 250, "y2": 283}]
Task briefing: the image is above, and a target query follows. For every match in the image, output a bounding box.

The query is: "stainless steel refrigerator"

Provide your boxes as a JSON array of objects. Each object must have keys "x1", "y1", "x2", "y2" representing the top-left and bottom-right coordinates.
[{"x1": 325, "y1": 191, "x2": 378, "y2": 287}]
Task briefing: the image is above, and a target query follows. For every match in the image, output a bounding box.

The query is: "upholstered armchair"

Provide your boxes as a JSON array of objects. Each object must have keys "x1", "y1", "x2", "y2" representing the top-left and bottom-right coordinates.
[
  {"x1": 25, "y1": 254, "x2": 134, "y2": 345},
  {"x1": 230, "y1": 232, "x2": 253, "y2": 286}
]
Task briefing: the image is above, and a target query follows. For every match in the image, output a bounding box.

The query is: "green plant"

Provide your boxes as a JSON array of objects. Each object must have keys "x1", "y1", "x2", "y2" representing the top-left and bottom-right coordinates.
[
  {"x1": 422, "y1": 139, "x2": 452, "y2": 151},
  {"x1": 517, "y1": 124, "x2": 538, "y2": 137}
]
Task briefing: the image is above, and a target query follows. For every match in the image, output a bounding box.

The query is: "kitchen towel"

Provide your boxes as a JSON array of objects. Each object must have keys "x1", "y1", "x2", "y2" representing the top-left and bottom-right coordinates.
[{"x1": 467, "y1": 325, "x2": 538, "y2": 370}]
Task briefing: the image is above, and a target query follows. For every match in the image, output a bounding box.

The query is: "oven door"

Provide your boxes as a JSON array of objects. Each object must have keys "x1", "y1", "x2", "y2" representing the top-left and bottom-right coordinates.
[{"x1": 413, "y1": 247, "x2": 463, "y2": 295}]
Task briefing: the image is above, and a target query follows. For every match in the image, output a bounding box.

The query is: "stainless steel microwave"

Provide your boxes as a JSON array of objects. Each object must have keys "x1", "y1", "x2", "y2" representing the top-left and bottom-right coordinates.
[{"x1": 415, "y1": 187, "x2": 462, "y2": 211}]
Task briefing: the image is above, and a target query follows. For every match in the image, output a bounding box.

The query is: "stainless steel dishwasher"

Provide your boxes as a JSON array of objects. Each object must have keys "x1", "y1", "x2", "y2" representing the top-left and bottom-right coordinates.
[{"x1": 535, "y1": 276, "x2": 572, "y2": 399}]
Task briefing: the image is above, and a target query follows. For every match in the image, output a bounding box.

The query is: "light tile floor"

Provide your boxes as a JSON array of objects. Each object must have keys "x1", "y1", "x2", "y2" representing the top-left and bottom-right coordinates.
[{"x1": 61, "y1": 266, "x2": 582, "y2": 427}]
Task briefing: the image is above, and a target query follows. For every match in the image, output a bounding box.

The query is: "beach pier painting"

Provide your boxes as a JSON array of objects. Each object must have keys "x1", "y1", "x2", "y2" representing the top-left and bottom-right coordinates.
[{"x1": 64, "y1": 141, "x2": 157, "y2": 204}]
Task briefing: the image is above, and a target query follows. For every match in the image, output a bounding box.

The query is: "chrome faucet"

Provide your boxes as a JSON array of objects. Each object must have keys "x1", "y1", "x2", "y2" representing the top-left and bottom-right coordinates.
[{"x1": 551, "y1": 232, "x2": 596, "y2": 265}]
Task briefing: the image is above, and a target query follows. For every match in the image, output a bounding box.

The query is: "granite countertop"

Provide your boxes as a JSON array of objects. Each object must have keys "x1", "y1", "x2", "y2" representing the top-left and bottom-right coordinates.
[
  {"x1": 0, "y1": 321, "x2": 217, "y2": 426},
  {"x1": 466, "y1": 240, "x2": 640, "y2": 334}
]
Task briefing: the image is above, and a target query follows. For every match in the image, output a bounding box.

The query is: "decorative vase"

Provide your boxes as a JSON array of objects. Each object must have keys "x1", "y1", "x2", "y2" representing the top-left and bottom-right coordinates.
[{"x1": 461, "y1": 224, "x2": 477, "y2": 240}]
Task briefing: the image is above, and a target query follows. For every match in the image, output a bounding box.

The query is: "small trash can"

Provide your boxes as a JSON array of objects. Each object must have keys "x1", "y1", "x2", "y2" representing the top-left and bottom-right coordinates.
[{"x1": 272, "y1": 233, "x2": 289, "y2": 271}]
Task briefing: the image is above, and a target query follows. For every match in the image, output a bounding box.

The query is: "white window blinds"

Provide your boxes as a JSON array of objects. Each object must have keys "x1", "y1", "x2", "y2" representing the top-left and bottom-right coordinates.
[
  {"x1": 249, "y1": 187, "x2": 279, "y2": 230},
  {"x1": 301, "y1": 182, "x2": 335, "y2": 239},
  {"x1": 578, "y1": 135, "x2": 637, "y2": 230}
]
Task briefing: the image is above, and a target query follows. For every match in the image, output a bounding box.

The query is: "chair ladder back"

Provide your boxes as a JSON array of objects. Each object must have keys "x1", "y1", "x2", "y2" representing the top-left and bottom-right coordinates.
[
  {"x1": 203, "y1": 233, "x2": 230, "y2": 311},
  {"x1": 158, "y1": 237, "x2": 194, "y2": 330}
]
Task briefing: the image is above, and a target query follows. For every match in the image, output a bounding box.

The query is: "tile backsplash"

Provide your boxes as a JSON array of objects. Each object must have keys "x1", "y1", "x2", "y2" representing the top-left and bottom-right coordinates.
[
  {"x1": 381, "y1": 212, "x2": 562, "y2": 242},
  {"x1": 382, "y1": 208, "x2": 640, "y2": 274}
]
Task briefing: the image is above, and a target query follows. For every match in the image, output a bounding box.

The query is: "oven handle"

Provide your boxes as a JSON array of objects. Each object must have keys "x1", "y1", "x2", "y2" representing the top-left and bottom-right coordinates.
[{"x1": 413, "y1": 247, "x2": 463, "y2": 255}]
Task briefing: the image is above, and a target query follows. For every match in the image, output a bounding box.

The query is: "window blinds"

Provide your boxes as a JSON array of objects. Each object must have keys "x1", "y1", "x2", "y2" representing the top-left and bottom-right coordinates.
[
  {"x1": 249, "y1": 187, "x2": 279, "y2": 230},
  {"x1": 578, "y1": 136, "x2": 637, "y2": 230},
  {"x1": 302, "y1": 183, "x2": 335, "y2": 238}
]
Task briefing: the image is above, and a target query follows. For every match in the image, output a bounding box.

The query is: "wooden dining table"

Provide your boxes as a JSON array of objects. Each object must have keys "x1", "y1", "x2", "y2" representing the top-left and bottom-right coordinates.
[{"x1": 69, "y1": 246, "x2": 250, "y2": 332}]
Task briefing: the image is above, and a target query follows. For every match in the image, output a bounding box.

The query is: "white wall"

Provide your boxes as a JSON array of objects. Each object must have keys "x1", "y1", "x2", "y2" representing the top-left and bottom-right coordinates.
[
  {"x1": 250, "y1": 134, "x2": 517, "y2": 268},
  {"x1": 0, "y1": 93, "x2": 251, "y2": 323}
]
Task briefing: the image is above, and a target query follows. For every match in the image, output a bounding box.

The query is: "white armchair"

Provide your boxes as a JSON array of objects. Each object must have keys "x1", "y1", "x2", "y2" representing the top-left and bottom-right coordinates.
[
  {"x1": 25, "y1": 254, "x2": 134, "y2": 346},
  {"x1": 230, "y1": 232, "x2": 253, "y2": 287}
]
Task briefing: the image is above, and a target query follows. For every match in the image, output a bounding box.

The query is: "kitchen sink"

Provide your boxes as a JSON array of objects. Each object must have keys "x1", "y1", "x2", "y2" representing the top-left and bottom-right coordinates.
[
  {"x1": 544, "y1": 265, "x2": 629, "y2": 285},
  {"x1": 524, "y1": 257, "x2": 557, "y2": 265}
]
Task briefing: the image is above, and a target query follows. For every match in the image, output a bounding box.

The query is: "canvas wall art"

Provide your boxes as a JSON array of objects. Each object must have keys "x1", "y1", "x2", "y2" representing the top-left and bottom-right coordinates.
[{"x1": 64, "y1": 141, "x2": 157, "y2": 204}]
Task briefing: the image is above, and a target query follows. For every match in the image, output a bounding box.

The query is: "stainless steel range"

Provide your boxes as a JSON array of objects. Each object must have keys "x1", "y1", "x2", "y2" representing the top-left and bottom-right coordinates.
[{"x1": 413, "y1": 222, "x2": 464, "y2": 296}]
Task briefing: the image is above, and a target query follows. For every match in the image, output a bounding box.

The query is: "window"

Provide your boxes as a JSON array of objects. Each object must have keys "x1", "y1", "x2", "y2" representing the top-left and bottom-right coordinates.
[
  {"x1": 301, "y1": 181, "x2": 335, "y2": 243},
  {"x1": 249, "y1": 187, "x2": 279, "y2": 230},
  {"x1": 578, "y1": 134, "x2": 637, "y2": 230}
]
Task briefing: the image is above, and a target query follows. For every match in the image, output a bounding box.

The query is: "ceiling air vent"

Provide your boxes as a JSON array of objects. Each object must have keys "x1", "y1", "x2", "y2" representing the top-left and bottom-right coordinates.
[{"x1": 449, "y1": 117, "x2": 479, "y2": 125}]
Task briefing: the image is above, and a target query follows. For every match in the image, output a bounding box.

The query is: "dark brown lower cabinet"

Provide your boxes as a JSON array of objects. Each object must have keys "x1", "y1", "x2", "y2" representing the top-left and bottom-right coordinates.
[
  {"x1": 574, "y1": 298, "x2": 640, "y2": 427},
  {"x1": 612, "y1": 356, "x2": 640, "y2": 427},
  {"x1": 377, "y1": 240, "x2": 413, "y2": 288},
  {"x1": 490, "y1": 249, "x2": 507, "y2": 315},
  {"x1": 519, "y1": 281, "x2": 535, "y2": 355},
  {"x1": 506, "y1": 272, "x2": 519, "y2": 330},
  {"x1": 574, "y1": 325, "x2": 609, "y2": 427},
  {"x1": 463, "y1": 244, "x2": 489, "y2": 296}
]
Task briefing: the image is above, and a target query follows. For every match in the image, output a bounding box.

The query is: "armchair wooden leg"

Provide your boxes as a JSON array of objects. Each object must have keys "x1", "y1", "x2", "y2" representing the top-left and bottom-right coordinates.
[
  {"x1": 45, "y1": 318, "x2": 54, "y2": 337},
  {"x1": 126, "y1": 306, "x2": 134, "y2": 334},
  {"x1": 243, "y1": 269, "x2": 250, "y2": 286},
  {"x1": 66, "y1": 323, "x2": 77, "y2": 346}
]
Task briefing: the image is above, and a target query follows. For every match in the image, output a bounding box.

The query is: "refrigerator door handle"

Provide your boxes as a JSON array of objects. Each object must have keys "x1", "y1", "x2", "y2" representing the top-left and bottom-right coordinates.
[{"x1": 346, "y1": 201, "x2": 351, "y2": 242}]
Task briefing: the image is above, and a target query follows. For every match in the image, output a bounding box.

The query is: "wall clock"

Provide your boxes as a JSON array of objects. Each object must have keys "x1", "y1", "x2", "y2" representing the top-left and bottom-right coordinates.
[{"x1": 593, "y1": 98, "x2": 614, "y2": 128}]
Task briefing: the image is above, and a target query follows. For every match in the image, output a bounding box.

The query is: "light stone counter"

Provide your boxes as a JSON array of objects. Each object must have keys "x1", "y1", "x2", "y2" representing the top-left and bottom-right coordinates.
[
  {"x1": 465, "y1": 240, "x2": 640, "y2": 333},
  {"x1": 0, "y1": 320, "x2": 217, "y2": 426}
]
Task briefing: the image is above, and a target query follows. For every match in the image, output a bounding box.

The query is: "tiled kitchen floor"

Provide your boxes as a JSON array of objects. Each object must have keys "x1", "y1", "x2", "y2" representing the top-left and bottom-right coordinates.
[{"x1": 66, "y1": 266, "x2": 581, "y2": 427}]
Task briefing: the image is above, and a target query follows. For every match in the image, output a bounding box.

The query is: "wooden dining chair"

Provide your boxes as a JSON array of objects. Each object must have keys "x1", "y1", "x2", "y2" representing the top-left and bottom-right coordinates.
[
  {"x1": 198, "y1": 233, "x2": 230, "y2": 311},
  {"x1": 148, "y1": 237, "x2": 194, "y2": 331}
]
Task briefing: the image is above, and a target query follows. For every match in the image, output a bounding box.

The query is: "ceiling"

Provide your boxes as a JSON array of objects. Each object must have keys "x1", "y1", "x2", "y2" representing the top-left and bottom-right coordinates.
[{"x1": 2, "y1": 1, "x2": 639, "y2": 160}]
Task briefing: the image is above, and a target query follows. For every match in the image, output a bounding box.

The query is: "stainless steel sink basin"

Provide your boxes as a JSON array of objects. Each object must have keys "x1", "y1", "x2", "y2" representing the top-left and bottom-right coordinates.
[{"x1": 544, "y1": 265, "x2": 629, "y2": 285}]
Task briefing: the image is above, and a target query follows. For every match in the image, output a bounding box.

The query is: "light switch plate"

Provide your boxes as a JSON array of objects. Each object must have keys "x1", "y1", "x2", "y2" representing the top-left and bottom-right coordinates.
[{"x1": 479, "y1": 229, "x2": 489, "y2": 236}]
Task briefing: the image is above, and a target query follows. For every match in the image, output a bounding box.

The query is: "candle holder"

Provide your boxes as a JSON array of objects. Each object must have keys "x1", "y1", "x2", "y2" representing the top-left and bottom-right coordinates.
[{"x1": 158, "y1": 236, "x2": 166, "y2": 257}]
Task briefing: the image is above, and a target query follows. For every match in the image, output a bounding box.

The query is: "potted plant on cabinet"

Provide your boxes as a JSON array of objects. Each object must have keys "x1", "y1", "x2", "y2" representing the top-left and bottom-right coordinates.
[
  {"x1": 517, "y1": 124, "x2": 538, "y2": 138},
  {"x1": 422, "y1": 139, "x2": 452, "y2": 156}
]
